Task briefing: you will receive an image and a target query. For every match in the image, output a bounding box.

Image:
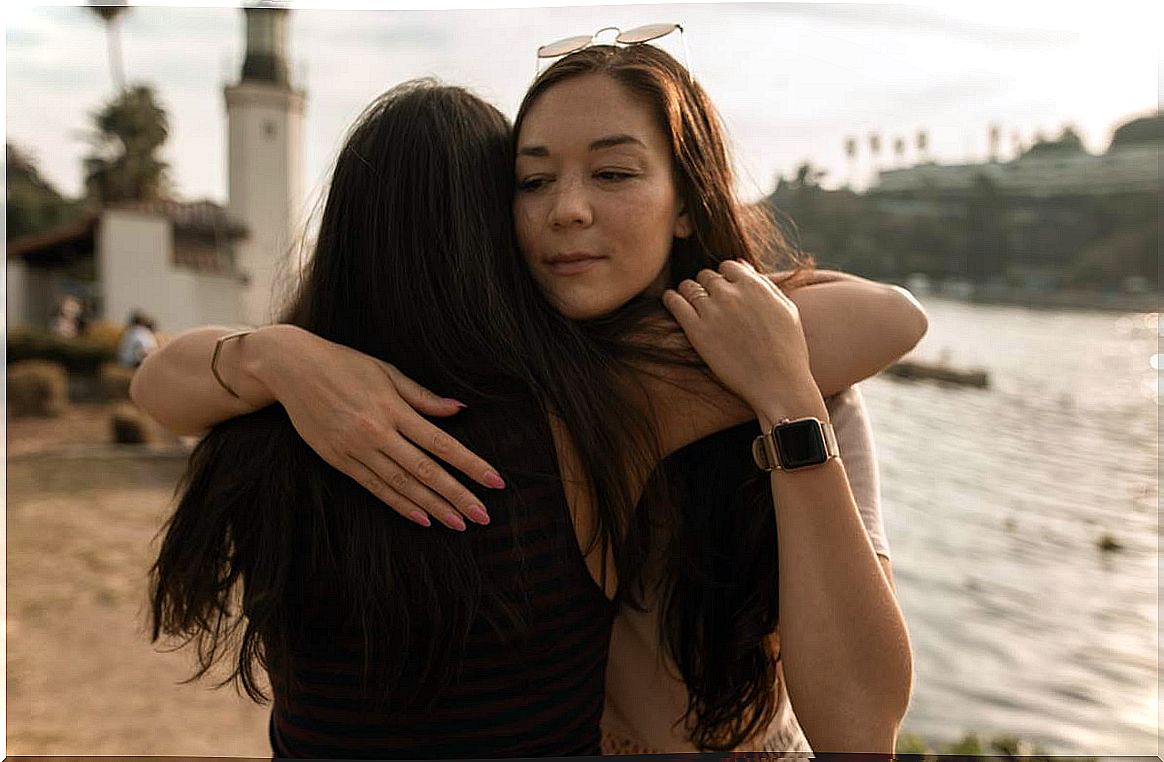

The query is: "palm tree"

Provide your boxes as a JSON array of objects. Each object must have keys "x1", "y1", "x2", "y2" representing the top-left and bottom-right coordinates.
[
  {"x1": 844, "y1": 136, "x2": 857, "y2": 188},
  {"x1": 88, "y1": 1, "x2": 129, "y2": 92},
  {"x1": 85, "y1": 85, "x2": 170, "y2": 204},
  {"x1": 793, "y1": 161, "x2": 827, "y2": 190},
  {"x1": 868, "y1": 132, "x2": 882, "y2": 186}
]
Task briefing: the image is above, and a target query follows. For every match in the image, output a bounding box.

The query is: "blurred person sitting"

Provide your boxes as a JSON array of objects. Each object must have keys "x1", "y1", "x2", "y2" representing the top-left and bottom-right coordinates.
[
  {"x1": 50, "y1": 295, "x2": 83, "y2": 339},
  {"x1": 118, "y1": 311, "x2": 159, "y2": 368}
]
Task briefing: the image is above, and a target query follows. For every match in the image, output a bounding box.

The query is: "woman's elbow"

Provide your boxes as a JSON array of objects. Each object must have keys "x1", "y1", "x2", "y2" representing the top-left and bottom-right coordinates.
[
  {"x1": 130, "y1": 356, "x2": 199, "y2": 436},
  {"x1": 888, "y1": 285, "x2": 928, "y2": 352},
  {"x1": 128, "y1": 357, "x2": 153, "y2": 410},
  {"x1": 878, "y1": 644, "x2": 915, "y2": 737}
]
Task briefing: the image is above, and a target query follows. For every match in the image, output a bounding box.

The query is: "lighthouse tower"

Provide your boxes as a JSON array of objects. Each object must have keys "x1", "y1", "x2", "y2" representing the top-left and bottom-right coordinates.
[{"x1": 224, "y1": 4, "x2": 305, "y2": 324}]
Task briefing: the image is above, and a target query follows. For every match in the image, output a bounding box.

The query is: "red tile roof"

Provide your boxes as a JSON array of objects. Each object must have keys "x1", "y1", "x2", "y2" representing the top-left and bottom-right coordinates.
[
  {"x1": 110, "y1": 199, "x2": 248, "y2": 239},
  {"x1": 7, "y1": 214, "x2": 98, "y2": 258}
]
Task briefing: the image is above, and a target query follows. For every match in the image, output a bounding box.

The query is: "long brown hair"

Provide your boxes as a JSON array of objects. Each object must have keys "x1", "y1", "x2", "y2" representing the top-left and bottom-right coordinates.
[
  {"x1": 517, "y1": 44, "x2": 812, "y2": 750},
  {"x1": 149, "y1": 81, "x2": 659, "y2": 724}
]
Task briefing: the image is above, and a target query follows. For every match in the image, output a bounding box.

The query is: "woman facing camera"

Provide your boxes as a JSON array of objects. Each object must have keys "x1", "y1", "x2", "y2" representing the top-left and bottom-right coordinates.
[{"x1": 144, "y1": 37, "x2": 919, "y2": 759}]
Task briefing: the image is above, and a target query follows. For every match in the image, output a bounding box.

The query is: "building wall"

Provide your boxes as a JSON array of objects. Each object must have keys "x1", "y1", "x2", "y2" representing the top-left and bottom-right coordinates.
[
  {"x1": 98, "y1": 209, "x2": 244, "y2": 333},
  {"x1": 7, "y1": 259, "x2": 29, "y2": 328},
  {"x1": 7, "y1": 260, "x2": 94, "y2": 330},
  {"x1": 876, "y1": 143, "x2": 1161, "y2": 197},
  {"x1": 224, "y1": 81, "x2": 305, "y2": 325},
  {"x1": 187, "y1": 269, "x2": 248, "y2": 327}
]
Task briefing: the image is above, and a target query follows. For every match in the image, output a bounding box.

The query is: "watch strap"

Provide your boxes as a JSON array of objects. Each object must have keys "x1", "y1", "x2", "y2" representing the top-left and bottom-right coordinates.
[{"x1": 752, "y1": 417, "x2": 839, "y2": 472}]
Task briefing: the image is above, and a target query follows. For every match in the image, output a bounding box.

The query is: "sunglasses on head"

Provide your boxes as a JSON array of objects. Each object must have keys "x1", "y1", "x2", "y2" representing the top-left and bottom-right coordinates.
[{"x1": 535, "y1": 23, "x2": 692, "y2": 78}]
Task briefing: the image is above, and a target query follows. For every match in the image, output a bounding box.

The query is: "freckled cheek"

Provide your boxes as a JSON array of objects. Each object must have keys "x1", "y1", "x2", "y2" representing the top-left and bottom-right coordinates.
[
  {"x1": 623, "y1": 185, "x2": 677, "y2": 226},
  {"x1": 513, "y1": 202, "x2": 540, "y2": 257},
  {"x1": 616, "y1": 195, "x2": 677, "y2": 262}
]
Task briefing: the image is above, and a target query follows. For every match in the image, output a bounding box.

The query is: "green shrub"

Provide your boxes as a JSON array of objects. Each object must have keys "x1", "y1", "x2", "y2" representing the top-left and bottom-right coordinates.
[
  {"x1": 7, "y1": 326, "x2": 118, "y2": 375},
  {"x1": 111, "y1": 403, "x2": 150, "y2": 444},
  {"x1": 895, "y1": 731, "x2": 1062, "y2": 761},
  {"x1": 895, "y1": 733, "x2": 931, "y2": 755},
  {"x1": 944, "y1": 731, "x2": 984, "y2": 756},
  {"x1": 8, "y1": 360, "x2": 69, "y2": 417},
  {"x1": 99, "y1": 362, "x2": 135, "y2": 401}
]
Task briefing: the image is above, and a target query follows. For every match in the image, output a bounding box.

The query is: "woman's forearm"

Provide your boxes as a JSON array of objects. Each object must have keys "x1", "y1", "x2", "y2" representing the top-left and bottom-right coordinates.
[
  {"x1": 788, "y1": 276, "x2": 927, "y2": 397},
  {"x1": 660, "y1": 263, "x2": 913, "y2": 750},
  {"x1": 130, "y1": 326, "x2": 283, "y2": 434},
  {"x1": 754, "y1": 392, "x2": 913, "y2": 752}
]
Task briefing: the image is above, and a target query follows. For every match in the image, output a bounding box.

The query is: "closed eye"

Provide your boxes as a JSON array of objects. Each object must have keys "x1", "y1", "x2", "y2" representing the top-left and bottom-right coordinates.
[
  {"x1": 595, "y1": 170, "x2": 636, "y2": 182},
  {"x1": 517, "y1": 176, "x2": 551, "y2": 192}
]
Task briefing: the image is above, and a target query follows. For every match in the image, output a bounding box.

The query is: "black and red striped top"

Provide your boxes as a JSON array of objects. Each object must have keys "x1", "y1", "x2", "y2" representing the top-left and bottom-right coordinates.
[{"x1": 267, "y1": 395, "x2": 617, "y2": 759}]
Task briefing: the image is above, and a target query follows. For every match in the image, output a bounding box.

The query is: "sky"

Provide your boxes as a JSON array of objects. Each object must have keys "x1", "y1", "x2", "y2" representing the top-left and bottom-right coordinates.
[{"x1": 5, "y1": 0, "x2": 1161, "y2": 207}]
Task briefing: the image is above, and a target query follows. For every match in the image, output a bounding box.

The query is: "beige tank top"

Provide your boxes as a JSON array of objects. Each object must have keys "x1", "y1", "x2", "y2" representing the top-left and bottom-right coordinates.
[{"x1": 600, "y1": 387, "x2": 887, "y2": 755}]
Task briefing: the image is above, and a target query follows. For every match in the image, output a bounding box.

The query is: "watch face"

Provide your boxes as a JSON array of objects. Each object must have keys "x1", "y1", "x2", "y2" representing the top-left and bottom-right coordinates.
[{"x1": 773, "y1": 419, "x2": 828, "y2": 469}]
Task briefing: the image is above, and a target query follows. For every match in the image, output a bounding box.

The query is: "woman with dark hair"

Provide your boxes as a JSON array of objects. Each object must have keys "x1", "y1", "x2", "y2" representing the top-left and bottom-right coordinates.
[
  {"x1": 151, "y1": 81, "x2": 636, "y2": 759},
  {"x1": 142, "y1": 42, "x2": 917, "y2": 757}
]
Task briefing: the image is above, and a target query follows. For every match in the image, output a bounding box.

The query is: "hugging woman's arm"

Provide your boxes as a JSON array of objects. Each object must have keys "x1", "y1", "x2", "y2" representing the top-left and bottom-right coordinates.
[{"x1": 131, "y1": 274, "x2": 925, "y2": 530}]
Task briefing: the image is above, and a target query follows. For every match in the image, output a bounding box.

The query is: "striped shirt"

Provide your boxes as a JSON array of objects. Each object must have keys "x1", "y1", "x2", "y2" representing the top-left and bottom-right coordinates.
[{"x1": 269, "y1": 396, "x2": 616, "y2": 758}]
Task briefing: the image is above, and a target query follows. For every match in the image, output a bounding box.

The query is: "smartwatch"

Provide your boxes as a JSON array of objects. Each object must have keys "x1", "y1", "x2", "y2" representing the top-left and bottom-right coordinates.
[{"x1": 752, "y1": 416, "x2": 839, "y2": 472}]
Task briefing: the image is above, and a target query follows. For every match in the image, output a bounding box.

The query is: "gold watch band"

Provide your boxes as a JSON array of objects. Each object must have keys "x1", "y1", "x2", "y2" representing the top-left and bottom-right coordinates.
[{"x1": 752, "y1": 417, "x2": 839, "y2": 472}]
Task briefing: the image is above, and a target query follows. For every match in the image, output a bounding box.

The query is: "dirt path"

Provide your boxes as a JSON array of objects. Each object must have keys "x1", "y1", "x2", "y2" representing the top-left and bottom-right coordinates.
[
  {"x1": 7, "y1": 441, "x2": 272, "y2": 756},
  {"x1": 6, "y1": 401, "x2": 183, "y2": 458}
]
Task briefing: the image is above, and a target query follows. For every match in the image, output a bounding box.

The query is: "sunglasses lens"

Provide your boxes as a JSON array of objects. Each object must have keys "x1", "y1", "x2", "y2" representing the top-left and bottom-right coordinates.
[
  {"x1": 616, "y1": 23, "x2": 679, "y2": 44},
  {"x1": 537, "y1": 34, "x2": 594, "y2": 58}
]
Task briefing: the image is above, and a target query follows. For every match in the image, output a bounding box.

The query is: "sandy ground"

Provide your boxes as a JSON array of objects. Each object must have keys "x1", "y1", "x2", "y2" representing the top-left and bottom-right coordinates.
[
  {"x1": 6, "y1": 403, "x2": 272, "y2": 757},
  {"x1": 6, "y1": 401, "x2": 183, "y2": 458}
]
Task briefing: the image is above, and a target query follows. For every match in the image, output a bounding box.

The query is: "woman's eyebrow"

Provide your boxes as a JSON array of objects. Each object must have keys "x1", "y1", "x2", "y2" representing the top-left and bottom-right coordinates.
[
  {"x1": 589, "y1": 134, "x2": 646, "y2": 151},
  {"x1": 517, "y1": 134, "x2": 647, "y2": 158}
]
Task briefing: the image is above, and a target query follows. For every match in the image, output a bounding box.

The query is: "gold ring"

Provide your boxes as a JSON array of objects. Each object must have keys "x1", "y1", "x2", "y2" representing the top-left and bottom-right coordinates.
[{"x1": 689, "y1": 291, "x2": 711, "y2": 301}]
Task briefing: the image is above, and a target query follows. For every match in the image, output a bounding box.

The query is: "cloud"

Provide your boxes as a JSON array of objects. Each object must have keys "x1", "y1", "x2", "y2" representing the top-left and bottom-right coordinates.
[
  {"x1": 6, "y1": 3, "x2": 1149, "y2": 204},
  {"x1": 761, "y1": 2, "x2": 1080, "y2": 47},
  {"x1": 6, "y1": 27, "x2": 44, "y2": 48},
  {"x1": 298, "y1": 10, "x2": 452, "y2": 49},
  {"x1": 891, "y1": 73, "x2": 1016, "y2": 110}
]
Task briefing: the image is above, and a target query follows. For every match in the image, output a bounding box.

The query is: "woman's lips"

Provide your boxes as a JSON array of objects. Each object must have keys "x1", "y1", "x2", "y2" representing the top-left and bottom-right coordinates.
[{"x1": 545, "y1": 256, "x2": 603, "y2": 276}]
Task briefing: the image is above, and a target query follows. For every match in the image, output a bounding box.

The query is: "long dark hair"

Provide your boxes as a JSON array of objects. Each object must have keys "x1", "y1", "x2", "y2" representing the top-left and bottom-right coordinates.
[
  {"x1": 517, "y1": 44, "x2": 812, "y2": 750},
  {"x1": 150, "y1": 81, "x2": 536, "y2": 709},
  {"x1": 148, "y1": 81, "x2": 666, "y2": 716}
]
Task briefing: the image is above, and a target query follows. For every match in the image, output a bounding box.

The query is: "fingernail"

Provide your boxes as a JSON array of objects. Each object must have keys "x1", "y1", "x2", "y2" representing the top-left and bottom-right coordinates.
[
  {"x1": 409, "y1": 511, "x2": 431, "y2": 528},
  {"x1": 467, "y1": 504, "x2": 490, "y2": 525},
  {"x1": 483, "y1": 470, "x2": 506, "y2": 489},
  {"x1": 445, "y1": 398, "x2": 468, "y2": 409},
  {"x1": 447, "y1": 515, "x2": 467, "y2": 532}
]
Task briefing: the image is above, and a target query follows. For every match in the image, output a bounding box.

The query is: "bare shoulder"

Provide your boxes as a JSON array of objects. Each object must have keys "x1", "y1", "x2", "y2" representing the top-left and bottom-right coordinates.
[{"x1": 624, "y1": 313, "x2": 755, "y2": 457}]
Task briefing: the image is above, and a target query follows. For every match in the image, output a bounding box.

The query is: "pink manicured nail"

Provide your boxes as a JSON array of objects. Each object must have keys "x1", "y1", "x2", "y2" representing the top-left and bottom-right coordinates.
[
  {"x1": 467, "y1": 504, "x2": 491, "y2": 525},
  {"x1": 483, "y1": 471, "x2": 506, "y2": 489},
  {"x1": 447, "y1": 515, "x2": 467, "y2": 532},
  {"x1": 409, "y1": 511, "x2": 432, "y2": 528},
  {"x1": 445, "y1": 398, "x2": 468, "y2": 409}
]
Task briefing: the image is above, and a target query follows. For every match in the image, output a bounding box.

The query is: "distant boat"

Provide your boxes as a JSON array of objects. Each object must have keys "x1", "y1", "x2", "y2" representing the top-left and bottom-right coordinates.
[
  {"x1": 905, "y1": 273, "x2": 932, "y2": 296},
  {"x1": 884, "y1": 359, "x2": 989, "y2": 388},
  {"x1": 938, "y1": 279, "x2": 974, "y2": 300}
]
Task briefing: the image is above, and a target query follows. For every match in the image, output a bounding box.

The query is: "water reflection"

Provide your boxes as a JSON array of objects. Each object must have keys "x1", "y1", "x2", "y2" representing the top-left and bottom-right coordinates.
[{"x1": 867, "y1": 297, "x2": 1158, "y2": 754}]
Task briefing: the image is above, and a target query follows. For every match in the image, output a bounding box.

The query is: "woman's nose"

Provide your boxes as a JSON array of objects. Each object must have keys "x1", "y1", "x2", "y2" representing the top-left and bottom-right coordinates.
[{"x1": 549, "y1": 179, "x2": 593, "y2": 229}]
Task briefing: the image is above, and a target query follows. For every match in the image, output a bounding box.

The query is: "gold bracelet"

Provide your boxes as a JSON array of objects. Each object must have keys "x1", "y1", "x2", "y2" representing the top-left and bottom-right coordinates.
[{"x1": 210, "y1": 329, "x2": 256, "y2": 399}]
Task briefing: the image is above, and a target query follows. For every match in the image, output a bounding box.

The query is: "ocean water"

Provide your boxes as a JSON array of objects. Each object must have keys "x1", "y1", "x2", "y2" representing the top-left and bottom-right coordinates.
[{"x1": 859, "y1": 298, "x2": 1159, "y2": 754}]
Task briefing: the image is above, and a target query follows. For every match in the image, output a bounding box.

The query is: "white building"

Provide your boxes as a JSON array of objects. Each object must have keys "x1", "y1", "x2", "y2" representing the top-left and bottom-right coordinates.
[
  {"x1": 874, "y1": 114, "x2": 1161, "y2": 198},
  {"x1": 6, "y1": 6, "x2": 305, "y2": 333},
  {"x1": 7, "y1": 201, "x2": 247, "y2": 331}
]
